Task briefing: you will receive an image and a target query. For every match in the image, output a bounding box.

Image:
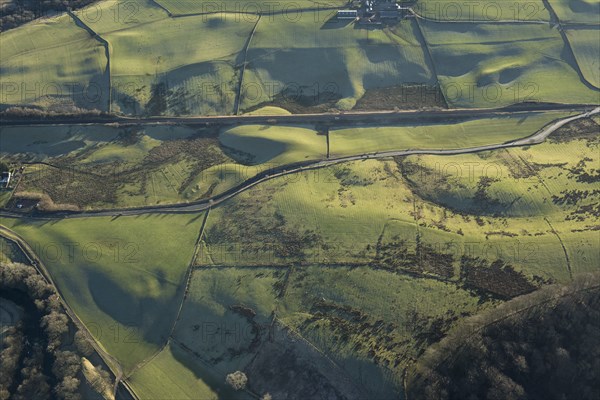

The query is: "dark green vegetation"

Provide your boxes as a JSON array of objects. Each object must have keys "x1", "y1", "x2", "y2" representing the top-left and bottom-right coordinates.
[
  {"x1": 408, "y1": 274, "x2": 600, "y2": 400},
  {"x1": 0, "y1": 0, "x2": 98, "y2": 31},
  {"x1": 0, "y1": 260, "x2": 114, "y2": 400}
]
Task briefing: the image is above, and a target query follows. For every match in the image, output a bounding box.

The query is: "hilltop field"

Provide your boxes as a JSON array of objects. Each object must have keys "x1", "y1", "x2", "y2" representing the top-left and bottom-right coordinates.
[{"x1": 1, "y1": 0, "x2": 598, "y2": 115}]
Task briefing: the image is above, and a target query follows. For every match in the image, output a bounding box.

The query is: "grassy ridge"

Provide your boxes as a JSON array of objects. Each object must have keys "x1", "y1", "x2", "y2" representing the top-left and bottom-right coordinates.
[
  {"x1": 200, "y1": 119, "x2": 599, "y2": 281},
  {"x1": 220, "y1": 124, "x2": 327, "y2": 165}
]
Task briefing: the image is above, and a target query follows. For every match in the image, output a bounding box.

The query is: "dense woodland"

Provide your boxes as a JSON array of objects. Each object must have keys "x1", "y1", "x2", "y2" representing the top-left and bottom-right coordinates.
[
  {"x1": 0, "y1": 261, "x2": 111, "y2": 400},
  {"x1": 0, "y1": 0, "x2": 97, "y2": 31},
  {"x1": 408, "y1": 274, "x2": 600, "y2": 400}
]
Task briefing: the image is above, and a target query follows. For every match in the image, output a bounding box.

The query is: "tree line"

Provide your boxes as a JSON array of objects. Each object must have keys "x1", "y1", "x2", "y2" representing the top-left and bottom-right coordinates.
[
  {"x1": 0, "y1": 261, "x2": 111, "y2": 400},
  {"x1": 407, "y1": 273, "x2": 600, "y2": 400},
  {"x1": 1, "y1": 0, "x2": 98, "y2": 31}
]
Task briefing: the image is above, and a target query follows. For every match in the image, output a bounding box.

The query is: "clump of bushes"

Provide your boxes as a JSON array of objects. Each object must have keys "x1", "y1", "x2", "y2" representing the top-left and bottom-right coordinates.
[{"x1": 226, "y1": 371, "x2": 248, "y2": 390}]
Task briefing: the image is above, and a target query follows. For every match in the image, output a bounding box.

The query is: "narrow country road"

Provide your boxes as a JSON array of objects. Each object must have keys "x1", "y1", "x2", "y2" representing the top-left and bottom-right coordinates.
[
  {"x1": 1, "y1": 107, "x2": 597, "y2": 220},
  {"x1": 0, "y1": 103, "x2": 595, "y2": 127}
]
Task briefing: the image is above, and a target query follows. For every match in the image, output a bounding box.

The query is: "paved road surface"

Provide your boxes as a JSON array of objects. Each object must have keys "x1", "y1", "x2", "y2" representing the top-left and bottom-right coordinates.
[{"x1": 1, "y1": 107, "x2": 597, "y2": 220}]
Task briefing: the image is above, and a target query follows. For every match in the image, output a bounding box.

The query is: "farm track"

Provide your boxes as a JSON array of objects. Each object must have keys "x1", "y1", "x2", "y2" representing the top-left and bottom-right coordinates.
[
  {"x1": 1, "y1": 106, "x2": 598, "y2": 221},
  {"x1": 544, "y1": 217, "x2": 573, "y2": 281}
]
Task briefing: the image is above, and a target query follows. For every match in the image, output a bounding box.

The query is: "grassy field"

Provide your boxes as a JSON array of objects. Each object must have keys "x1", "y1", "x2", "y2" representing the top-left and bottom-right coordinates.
[
  {"x1": 2, "y1": 0, "x2": 596, "y2": 116},
  {"x1": 72, "y1": 0, "x2": 255, "y2": 115},
  {"x1": 1, "y1": 123, "x2": 329, "y2": 210},
  {"x1": 128, "y1": 342, "x2": 246, "y2": 400},
  {"x1": 329, "y1": 111, "x2": 571, "y2": 157},
  {"x1": 0, "y1": 124, "x2": 121, "y2": 161},
  {"x1": 1, "y1": 124, "x2": 237, "y2": 209},
  {"x1": 241, "y1": 13, "x2": 434, "y2": 111},
  {"x1": 420, "y1": 22, "x2": 599, "y2": 107},
  {"x1": 551, "y1": 0, "x2": 600, "y2": 24},
  {"x1": 105, "y1": 13, "x2": 254, "y2": 115},
  {"x1": 188, "y1": 122, "x2": 597, "y2": 397},
  {"x1": 413, "y1": 0, "x2": 550, "y2": 21},
  {"x1": 154, "y1": 0, "x2": 347, "y2": 15},
  {"x1": 0, "y1": 212, "x2": 205, "y2": 373},
  {"x1": 220, "y1": 124, "x2": 326, "y2": 165},
  {"x1": 0, "y1": 13, "x2": 109, "y2": 110},
  {"x1": 172, "y1": 265, "x2": 492, "y2": 399},
  {"x1": 199, "y1": 116, "x2": 599, "y2": 283},
  {"x1": 198, "y1": 157, "x2": 577, "y2": 283},
  {"x1": 565, "y1": 28, "x2": 600, "y2": 89}
]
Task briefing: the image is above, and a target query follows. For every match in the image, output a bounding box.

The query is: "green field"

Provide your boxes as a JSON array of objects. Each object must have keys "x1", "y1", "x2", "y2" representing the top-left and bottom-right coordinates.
[
  {"x1": 71, "y1": 0, "x2": 256, "y2": 115},
  {"x1": 185, "y1": 119, "x2": 597, "y2": 399},
  {"x1": 1, "y1": 0, "x2": 597, "y2": 116},
  {"x1": 565, "y1": 28, "x2": 600, "y2": 89},
  {"x1": 329, "y1": 111, "x2": 570, "y2": 157},
  {"x1": 420, "y1": 22, "x2": 599, "y2": 107},
  {"x1": 0, "y1": 124, "x2": 121, "y2": 161},
  {"x1": 220, "y1": 124, "x2": 326, "y2": 165},
  {"x1": 181, "y1": 124, "x2": 328, "y2": 201},
  {"x1": 240, "y1": 13, "x2": 434, "y2": 111},
  {"x1": 551, "y1": 0, "x2": 600, "y2": 24},
  {"x1": 154, "y1": 0, "x2": 347, "y2": 15},
  {"x1": 0, "y1": 124, "x2": 236, "y2": 209},
  {"x1": 128, "y1": 342, "x2": 245, "y2": 400},
  {"x1": 0, "y1": 13, "x2": 109, "y2": 110},
  {"x1": 0, "y1": 212, "x2": 205, "y2": 372},
  {"x1": 413, "y1": 0, "x2": 550, "y2": 21},
  {"x1": 171, "y1": 265, "x2": 490, "y2": 398},
  {"x1": 199, "y1": 116, "x2": 599, "y2": 283},
  {"x1": 8, "y1": 114, "x2": 575, "y2": 211}
]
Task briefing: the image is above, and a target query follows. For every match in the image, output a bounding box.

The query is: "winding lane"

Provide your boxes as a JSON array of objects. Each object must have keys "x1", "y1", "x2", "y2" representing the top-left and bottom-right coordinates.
[{"x1": 1, "y1": 107, "x2": 597, "y2": 220}]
